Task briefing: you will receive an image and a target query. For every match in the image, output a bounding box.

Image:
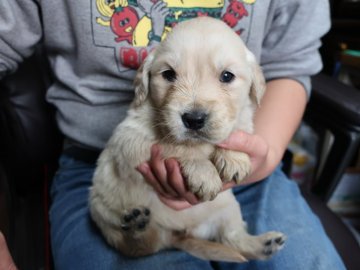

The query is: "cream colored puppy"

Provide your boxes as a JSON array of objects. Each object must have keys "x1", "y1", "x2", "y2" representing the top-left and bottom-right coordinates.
[{"x1": 90, "y1": 17, "x2": 286, "y2": 262}]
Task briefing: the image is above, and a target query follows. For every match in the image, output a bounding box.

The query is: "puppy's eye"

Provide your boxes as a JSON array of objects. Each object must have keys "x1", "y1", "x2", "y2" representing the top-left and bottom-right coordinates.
[
  {"x1": 161, "y1": 69, "x2": 177, "y2": 82},
  {"x1": 220, "y1": 71, "x2": 235, "y2": 83}
]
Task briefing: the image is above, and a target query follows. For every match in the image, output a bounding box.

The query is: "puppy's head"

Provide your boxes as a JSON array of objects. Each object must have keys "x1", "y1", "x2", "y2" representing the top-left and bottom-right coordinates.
[{"x1": 134, "y1": 17, "x2": 265, "y2": 144}]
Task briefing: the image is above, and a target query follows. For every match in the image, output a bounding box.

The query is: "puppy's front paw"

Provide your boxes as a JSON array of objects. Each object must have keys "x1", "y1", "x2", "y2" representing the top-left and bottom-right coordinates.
[
  {"x1": 181, "y1": 159, "x2": 223, "y2": 201},
  {"x1": 212, "y1": 149, "x2": 251, "y2": 184}
]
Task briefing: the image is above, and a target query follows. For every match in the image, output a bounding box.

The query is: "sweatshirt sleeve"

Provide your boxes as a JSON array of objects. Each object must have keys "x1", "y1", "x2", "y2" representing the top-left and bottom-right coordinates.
[
  {"x1": 260, "y1": 0, "x2": 331, "y2": 96},
  {"x1": 0, "y1": 0, "x2": 43, "y2": 80}
]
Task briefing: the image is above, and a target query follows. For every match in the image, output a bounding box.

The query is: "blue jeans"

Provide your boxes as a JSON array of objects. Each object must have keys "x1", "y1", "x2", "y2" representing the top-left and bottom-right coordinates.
[{"x1": 50, "y1": 154, "x2": 346, "y2": 270}]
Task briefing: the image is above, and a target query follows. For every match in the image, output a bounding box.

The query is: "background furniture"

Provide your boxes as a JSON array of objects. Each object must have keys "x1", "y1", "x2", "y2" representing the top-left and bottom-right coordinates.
[
  {"x1": 0, "y1": 51, "x2": 61, "y2": 270},
  {"x1": 301, "y1": 73, "x2": 360, "y2": 269}
]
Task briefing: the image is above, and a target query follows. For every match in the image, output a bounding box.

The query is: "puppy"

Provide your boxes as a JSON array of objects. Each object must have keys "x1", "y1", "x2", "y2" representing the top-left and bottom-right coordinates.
[{"x1": 89, "y1": 17, "x2": 286, "y2": 262}]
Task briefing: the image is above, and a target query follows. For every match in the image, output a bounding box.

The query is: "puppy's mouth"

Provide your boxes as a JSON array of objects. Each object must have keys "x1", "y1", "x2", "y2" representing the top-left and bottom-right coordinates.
[{"x1": 183, "y1": 129, "x2": 211, "y2": 142}]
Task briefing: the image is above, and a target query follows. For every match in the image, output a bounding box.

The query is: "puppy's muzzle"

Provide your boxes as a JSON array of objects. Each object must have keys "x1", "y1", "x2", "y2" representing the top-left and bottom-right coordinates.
[{"x1": 181, "y1": 110, "x2": 208, "y2": 130}]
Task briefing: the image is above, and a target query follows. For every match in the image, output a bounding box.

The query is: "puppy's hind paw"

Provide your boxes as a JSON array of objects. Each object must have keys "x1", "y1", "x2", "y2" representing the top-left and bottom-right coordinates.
[
  {"x1": 261, "y1": 232, "x2": 286, "y2": 258},
  {"x1": 120, "y1": 207, "x2": 151, "y2": 232}
]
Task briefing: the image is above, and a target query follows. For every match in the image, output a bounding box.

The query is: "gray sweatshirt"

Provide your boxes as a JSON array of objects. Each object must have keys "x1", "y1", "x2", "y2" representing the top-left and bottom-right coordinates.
[{"x1": 0, "y1": 0, "x2": 330, "y2": 150}]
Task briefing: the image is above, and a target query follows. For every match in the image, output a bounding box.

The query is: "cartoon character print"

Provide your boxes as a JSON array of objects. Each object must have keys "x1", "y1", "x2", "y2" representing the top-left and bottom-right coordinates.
[
  {"x1": 133, "y1": 0, "x2": 170, "y2": 46},
  {"x1": 222, "y1": 0, "x2": 258, "y2": 36},
  {"x1": 111, "y1": 6, "x2": 139, "y2": 43},
  {"x1": 95, "y1": 0, "x2": 116, "y2": 26},
  {"x1": 95, "y1": 0, "x2": 139, "y2": 44},
  {"x1": 95, "y1": 0, "x2": 169, "y2": 46},
  {"x1": 223, "y1": 0, "x2": 248, "y2": 28},
  {"x1": 92, "y1": 0, "x2": 257, "y2": 72},
  {"x1": 223, "y1": 0, "x2": 248, "y2": 35}
]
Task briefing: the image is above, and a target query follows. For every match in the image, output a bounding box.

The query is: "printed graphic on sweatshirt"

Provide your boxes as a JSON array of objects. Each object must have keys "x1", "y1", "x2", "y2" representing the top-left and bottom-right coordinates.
[{"x1": 91, "y1": 0, "x2": 256, "y2": 72}]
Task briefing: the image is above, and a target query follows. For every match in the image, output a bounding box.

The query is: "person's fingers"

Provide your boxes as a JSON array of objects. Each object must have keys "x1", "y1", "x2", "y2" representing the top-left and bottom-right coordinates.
[
  {"x1": 165, "y1": 159, "x2": 199, "y2": 205},
  {"x1": 137, "y1": 162, "x2": 169, "y2": 196},
  {"x1": 137, "y1": 161, "x2": 197, "y2": 209},
  {"x1": 158, "y1": 195, "x2": 193, "y2": 211},
  {"x1": 148, "y1": 145, "x2": 179, "y2": 197}
]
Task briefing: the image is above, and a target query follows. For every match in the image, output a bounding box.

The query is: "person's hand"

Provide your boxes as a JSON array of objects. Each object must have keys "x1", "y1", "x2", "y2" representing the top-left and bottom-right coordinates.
[
  {"x1": 137, "y1": 145, "x2": 200, "y2": 210},
  {"x1": 137, "y1": 130, "x2": 276, "y2": 210},
  {"x1": 216, "y1": 130, "x2": 274, "y2": 185},
  {"x1": 0, "y1": 231, "x2": 18, "y2": 270}
]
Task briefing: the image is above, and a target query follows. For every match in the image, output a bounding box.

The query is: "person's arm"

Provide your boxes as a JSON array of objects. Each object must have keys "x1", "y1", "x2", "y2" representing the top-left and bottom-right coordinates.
[
  {"x1": 0, "y1": 1, "x2": 43, "y2": 80},
  {"x1": 221, "y1": 78, "x2": 307, "y2": 185},
  {"x1": 137, "y1": 78, "x2": 307, "y2": 210},
  {"x1": 0, "y1": 232, "x2": 18, "y2": 270}
]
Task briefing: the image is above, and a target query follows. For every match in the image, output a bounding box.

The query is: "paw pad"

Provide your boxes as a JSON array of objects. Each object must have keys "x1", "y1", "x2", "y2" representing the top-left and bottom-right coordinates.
[
  {"x1": 120, "y1": 207, "x2": 151, "y2": 232},
  {"x1": 263, "y1": 235, "x2": 286, "y2": 257}
]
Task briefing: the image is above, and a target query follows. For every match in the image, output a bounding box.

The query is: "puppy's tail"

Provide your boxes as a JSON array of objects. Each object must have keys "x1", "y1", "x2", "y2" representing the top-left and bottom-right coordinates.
[{"x1": 171, "y1": 235, "x2": 247, "y2": 263}]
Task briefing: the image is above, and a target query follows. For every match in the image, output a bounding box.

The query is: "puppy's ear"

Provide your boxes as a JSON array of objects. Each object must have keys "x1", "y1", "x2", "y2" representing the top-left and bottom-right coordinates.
[
  {"x1": 246, "y1": 50, "x2": 266, "y2": 106},
  {"x1": 133, "y1": 51, "x2": 155, "y2": 107}
]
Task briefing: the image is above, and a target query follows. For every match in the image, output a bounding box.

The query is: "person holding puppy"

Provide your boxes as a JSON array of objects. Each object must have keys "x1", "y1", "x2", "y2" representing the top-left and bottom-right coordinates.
[{"x1": 0, "y1": 0, "x2": 346, "y2": 269}]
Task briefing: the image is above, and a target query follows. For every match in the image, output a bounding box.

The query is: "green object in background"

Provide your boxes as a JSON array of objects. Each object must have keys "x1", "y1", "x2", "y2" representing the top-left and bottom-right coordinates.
[{"x1": 344, "y1": 49, "x2": 360, "y2": 58}]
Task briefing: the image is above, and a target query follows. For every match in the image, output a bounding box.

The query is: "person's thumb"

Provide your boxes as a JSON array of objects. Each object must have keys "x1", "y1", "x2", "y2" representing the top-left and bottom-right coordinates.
[{"x1": 217, "y1": 130, "x2": 267, "y2": 157}]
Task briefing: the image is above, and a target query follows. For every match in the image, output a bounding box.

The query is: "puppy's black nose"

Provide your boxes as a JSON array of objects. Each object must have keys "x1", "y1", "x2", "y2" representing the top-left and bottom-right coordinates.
[{"x1": 181, "y1": 111, "x2": 208, "y2": 130}]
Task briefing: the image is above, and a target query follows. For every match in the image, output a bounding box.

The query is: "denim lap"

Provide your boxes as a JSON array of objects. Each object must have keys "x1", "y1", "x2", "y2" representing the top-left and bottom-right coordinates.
[
  {"x1": 49, "y1": 155, "x2": 345, "y2": 270},
  {"x1": 215, "y1": 168, "x2": 346, "y2": 270}
]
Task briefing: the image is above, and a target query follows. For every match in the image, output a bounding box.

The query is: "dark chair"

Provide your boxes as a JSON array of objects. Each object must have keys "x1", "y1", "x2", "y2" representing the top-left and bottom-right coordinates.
[
  {"x1": 0, "y1": 51, "x2": 61, "y2": 270},
  {"x1": 301, "y1": 73, "x2": 360, "y2": 269},
  {"x1": 0, "y1": 52, "x2": 360, "y2": 270}
]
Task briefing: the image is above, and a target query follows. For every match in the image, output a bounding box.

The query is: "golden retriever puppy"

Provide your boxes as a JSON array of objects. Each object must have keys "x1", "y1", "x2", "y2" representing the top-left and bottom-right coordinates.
[{"x1": 89, "y1": 17, "x2": 286, "y2": 262}]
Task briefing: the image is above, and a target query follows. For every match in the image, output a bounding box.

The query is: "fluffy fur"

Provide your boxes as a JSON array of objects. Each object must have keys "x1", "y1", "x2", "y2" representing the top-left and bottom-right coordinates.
[{"x1": 89, "y1": 17, "x2": 286, "y2": 262}]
